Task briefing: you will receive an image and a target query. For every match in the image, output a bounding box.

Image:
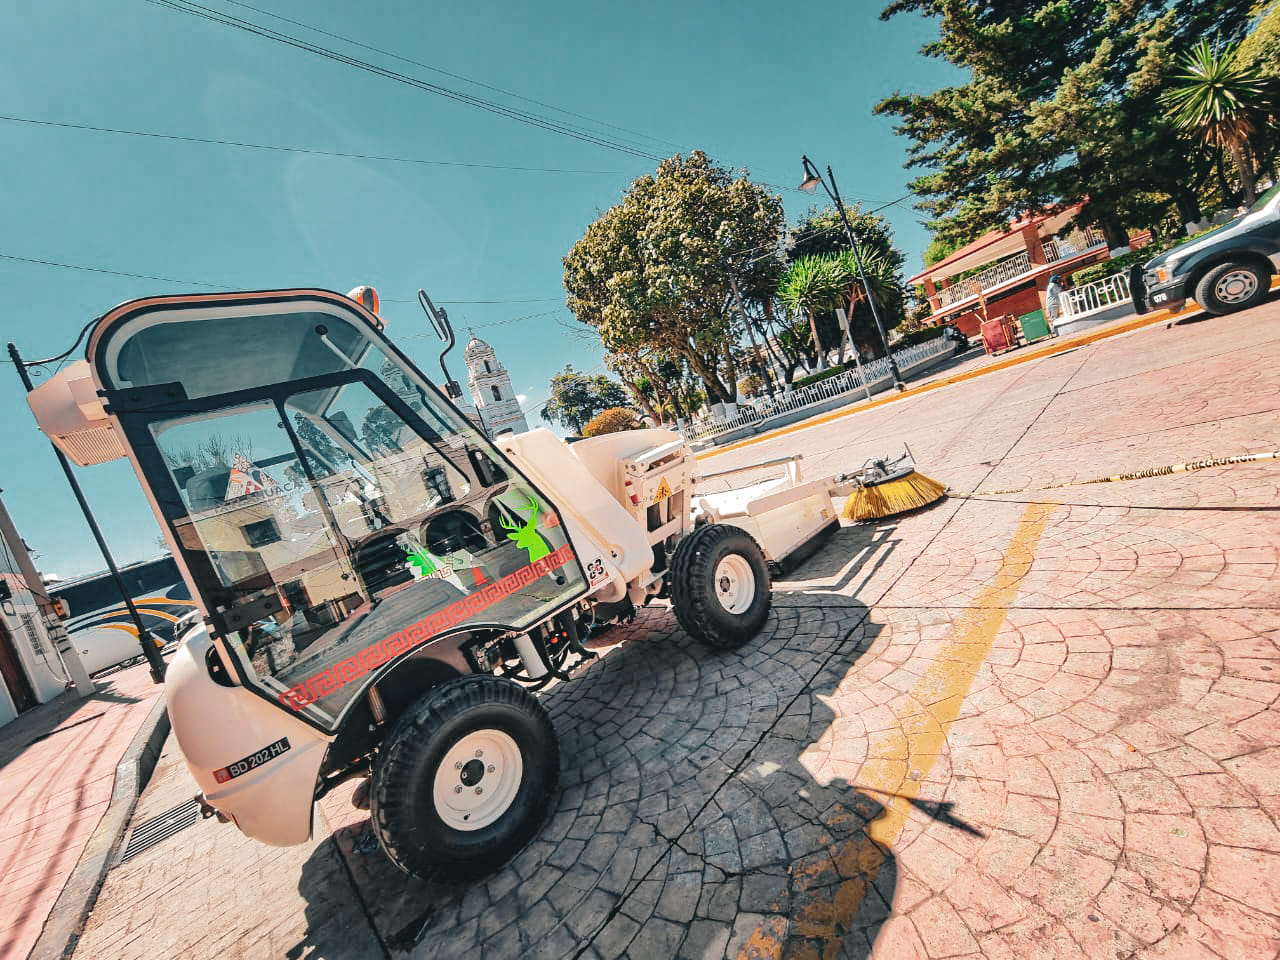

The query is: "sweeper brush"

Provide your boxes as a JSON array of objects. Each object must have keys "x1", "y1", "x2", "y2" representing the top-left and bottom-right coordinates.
[{"x1": 838, "y1": 449, "x2": 947, "y2": 522}]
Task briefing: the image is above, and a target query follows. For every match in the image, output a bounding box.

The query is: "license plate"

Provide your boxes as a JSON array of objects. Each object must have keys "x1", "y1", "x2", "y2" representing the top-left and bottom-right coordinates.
[
  {"x1": 1152, "y1": 292, "x2": 1168, "y2": 303},
  {"x1": 213, "y1": 737, "x2": 291, "y2": 783}
]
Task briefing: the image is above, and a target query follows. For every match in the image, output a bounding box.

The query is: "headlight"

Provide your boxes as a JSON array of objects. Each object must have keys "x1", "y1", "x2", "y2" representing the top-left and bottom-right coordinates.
[{"x1": 1155, "y1": 255, "x2": 1185, "y2": 283}]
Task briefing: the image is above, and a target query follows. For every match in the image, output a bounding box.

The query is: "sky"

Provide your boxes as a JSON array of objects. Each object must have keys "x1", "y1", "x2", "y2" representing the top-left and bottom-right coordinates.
[{"x1": 0, "y1": 0, "x2": 961, "y2": 578}]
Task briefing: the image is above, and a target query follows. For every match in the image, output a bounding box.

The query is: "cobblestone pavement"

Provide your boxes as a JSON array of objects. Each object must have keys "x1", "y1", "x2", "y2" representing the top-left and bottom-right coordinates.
[
  {"x1": 73, "y1": 297, "x2": 1279, "y2": 959},
  {"x1": 0, "y1": 663, "x2": 161, "y2": 960}
]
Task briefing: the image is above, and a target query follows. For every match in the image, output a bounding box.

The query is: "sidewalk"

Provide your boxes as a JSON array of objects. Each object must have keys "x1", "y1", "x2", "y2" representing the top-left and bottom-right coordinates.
[{"x1": 0, "y1": 662, "x2": 164, "y2": 960}]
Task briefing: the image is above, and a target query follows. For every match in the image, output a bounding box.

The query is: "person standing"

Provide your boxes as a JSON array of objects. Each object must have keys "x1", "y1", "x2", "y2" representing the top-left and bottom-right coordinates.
[{"x1": 1045, "y1": 274, "x2": 1065, "y2": 327}]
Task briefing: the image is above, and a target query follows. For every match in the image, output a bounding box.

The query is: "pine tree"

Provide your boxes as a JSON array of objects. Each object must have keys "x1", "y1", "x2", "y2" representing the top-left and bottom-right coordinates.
[{"x1": 876, "y1": 0, "x2": 1255, "y2": 247}]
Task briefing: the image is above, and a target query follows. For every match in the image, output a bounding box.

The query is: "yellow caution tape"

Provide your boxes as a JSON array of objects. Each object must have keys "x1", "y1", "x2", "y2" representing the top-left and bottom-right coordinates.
[{"x1": 957, "y1": 449, "x2": 1280, "y2": 497}]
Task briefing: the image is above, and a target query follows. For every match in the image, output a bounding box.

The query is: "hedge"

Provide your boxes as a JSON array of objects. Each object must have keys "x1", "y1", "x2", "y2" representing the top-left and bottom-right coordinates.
[{"x1": 582, "y1": 407, "x2": 644, "y2": 437}]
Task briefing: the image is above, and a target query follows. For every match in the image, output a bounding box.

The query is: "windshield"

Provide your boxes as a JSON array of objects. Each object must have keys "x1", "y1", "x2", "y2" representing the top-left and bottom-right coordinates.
[{"x1": 95, "y1": 296, "x2": 586, "y2": 728}]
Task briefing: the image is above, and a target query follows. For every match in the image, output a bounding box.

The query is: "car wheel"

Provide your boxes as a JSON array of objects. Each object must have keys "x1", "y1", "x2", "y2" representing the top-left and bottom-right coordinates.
[
  {"x1": 669, "y1": 523, "x2": 771, "y2": 650},
  {"x1": 370, "y1": 675, "x2": 558, "y2": 880},
  {"x1": 1195, "y1": 261, "x2": 1270, "y2": 315}
]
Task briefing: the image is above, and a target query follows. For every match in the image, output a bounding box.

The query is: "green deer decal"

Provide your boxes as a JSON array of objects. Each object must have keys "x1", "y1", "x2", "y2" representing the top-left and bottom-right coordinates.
[{"x1": 499, "y1": 494, "x2": 551, "y2": 563}]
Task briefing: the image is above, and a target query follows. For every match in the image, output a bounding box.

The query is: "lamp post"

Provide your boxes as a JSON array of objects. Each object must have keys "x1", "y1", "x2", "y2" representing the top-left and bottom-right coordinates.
[{"x1": 798, "y1": 156, "x2": 905, "y2": 391}]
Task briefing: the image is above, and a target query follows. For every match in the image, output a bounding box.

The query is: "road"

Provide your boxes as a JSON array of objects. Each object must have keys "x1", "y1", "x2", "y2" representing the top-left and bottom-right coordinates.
[{"x1": 74, "y1": 294, "x2": 1280, "y2": 960}]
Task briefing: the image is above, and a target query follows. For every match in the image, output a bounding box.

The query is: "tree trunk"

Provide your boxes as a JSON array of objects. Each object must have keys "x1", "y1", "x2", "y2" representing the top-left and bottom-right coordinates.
[
  {"x1": 618, "y1": 374, "x2": 661, "y2": 425},
  {"x1": 681, "y1": 342, "x2": 732, "y2": 404},
  {"x1": 1098, "y1": 215, "x2": 1129, "y2": 251},
  {"x1": 1174, "y1": 189, "x2": 1202, "y2": 229},
  {"x1": 1229, "y1": 139, "x2": 1257, "y2": 206},
  {"x1": 806, "y1": 308, "x2": 824, "y2": 371}
]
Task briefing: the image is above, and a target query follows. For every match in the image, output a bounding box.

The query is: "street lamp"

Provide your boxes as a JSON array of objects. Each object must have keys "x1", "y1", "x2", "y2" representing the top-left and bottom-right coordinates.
[{"x1": 798, "y1": 155, "x2": 905, "y2": 391}]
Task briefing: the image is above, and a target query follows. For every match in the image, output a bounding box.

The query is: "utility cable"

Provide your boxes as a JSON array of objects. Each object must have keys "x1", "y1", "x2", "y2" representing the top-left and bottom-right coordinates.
[
  {"x1": 142, "y1": 0, "x2": 666, "y2": 162},
  {"x1": 0, "y1": 114, "x2": 628, "y2": 175},
  {"x1": 215, "y1": 0, "x2": 685, "y2": 158},
  {"x1": 0, "y1": 250, "x2": 563, "y2": 306}
]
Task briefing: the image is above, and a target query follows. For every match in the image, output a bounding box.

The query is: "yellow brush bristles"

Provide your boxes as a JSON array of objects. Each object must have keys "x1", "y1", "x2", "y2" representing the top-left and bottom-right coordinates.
[{"x1": 841, "y1": 471, "x2": 948, "y2": 522}]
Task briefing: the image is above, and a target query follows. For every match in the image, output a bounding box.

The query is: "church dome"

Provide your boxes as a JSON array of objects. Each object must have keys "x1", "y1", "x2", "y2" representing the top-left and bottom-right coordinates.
[{"x1": 464, "y1": 334, "x2": 493, "y2": 360}]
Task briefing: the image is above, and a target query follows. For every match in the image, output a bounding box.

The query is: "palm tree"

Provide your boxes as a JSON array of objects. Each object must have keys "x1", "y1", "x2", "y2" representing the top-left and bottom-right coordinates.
[
  {"x1": 777, "y1": 256, "x2": 840, "y2": 370},
  {"x1": 833, "y1": 248, "x2": 903, "y2": 362},
  {"x1": 1162, "y1": 39, "x2": 1271, "y2": 205}
]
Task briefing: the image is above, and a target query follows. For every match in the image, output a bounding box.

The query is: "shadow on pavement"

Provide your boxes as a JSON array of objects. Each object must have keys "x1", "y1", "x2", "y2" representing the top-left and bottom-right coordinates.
[{"x1": 297, "y1": 524, "x2": 923, "y2": 959}]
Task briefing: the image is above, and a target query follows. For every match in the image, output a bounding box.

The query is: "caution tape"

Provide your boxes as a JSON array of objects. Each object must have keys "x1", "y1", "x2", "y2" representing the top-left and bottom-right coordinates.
[{"x1": 955, "y1": 449, "x2": 1280, "y2": 498}]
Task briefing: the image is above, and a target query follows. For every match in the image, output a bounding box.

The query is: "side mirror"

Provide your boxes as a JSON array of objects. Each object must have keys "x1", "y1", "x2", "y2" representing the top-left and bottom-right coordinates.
[{"x1": 417, "y1": 289, "x2": 464, "y2": 399}]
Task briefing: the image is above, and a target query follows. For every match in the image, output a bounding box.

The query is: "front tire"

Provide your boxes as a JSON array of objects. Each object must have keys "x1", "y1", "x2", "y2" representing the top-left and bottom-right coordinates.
[
  {"x1": 669, "y1": 524, "x2": 771, "y2": 649},
  {"x1": 1195, "y1": 261, "x2": 1270, "y2": 315},
  {"x1": 370, "y1": 675, "x2": 558, "y2": 879}
]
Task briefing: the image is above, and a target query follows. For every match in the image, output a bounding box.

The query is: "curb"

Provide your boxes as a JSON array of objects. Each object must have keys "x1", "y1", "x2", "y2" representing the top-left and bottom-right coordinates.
[
  {"x1": 695, "y1": 304, "x2": 1192, "y2": 461},
  {"x1": 28, "y1": 695, "x2": 171, "y2": 960}
]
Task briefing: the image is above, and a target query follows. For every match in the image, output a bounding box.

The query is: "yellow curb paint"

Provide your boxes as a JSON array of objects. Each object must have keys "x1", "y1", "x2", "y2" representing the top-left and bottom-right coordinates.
[
  {"x1": 698, "y1": 301, "x2": 1205, "y2": 463},
  {"x1": 738, "y1": 501, "x2": 1057, "y2": 960}
]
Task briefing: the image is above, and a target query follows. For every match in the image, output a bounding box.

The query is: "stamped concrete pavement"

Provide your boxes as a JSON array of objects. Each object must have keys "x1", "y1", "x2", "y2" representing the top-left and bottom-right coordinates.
[{"x1": 73, "y1": 297, "x2": 1279, "y2": 959}]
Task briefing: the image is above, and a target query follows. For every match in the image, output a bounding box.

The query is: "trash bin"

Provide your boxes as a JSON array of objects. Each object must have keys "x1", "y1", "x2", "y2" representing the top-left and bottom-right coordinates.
[
  {"x1": 1018, "y1": 309, "x2": 1053, "y2": 343},
  {"x1": 980, "y1": 316, "x2": 1018, "y2": 355}
]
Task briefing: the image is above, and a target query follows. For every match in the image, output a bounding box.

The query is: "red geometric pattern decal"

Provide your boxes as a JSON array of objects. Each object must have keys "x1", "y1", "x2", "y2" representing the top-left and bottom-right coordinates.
[{"x1": 278, "y1": 544, "x2": 576, "y2": 711}]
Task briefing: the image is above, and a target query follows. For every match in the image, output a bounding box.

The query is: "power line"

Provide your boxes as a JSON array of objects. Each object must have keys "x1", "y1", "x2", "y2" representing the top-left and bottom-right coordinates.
[
  {"x1": 0, "y1": 114, "x2": 628, "y2": 175},
  {"x1": 0, "y1": 250, "x2": 566, "y2": 305},
  {"x1": 0, "y1": 252, "x2": 233, "y2": 289},
  {"x1": 142, "y1": 0, "x2": 667, "y2": 162},
  {"x1": 216, "y1": 0, "x2": 685, "y2": 158}
]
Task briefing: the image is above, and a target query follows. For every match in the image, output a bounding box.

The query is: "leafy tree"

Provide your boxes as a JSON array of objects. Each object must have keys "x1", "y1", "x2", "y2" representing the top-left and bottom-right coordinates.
[
  {"x1": 582, "y1": 407, "x2": 644, "y2": 437},
  {"x1": 1162, "y1": 38, "x2": 1272, "y2": 204},
  {"x1": 876, "y1": 0, "x2": 1255, "y2": 249},
  {"x1": 563, "y1": 151, "x2": 785, "y2": 404},
  {"x1": 540, "y1": 365, "x2": 630, "y2": 434}
]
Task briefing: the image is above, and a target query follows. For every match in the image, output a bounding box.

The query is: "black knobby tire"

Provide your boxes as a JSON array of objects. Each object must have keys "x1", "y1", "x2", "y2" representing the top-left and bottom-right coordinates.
[
  {"x1": 1195, "y1": 261, "x2": 1270, "y2": 316},
  {"x1": 370, "y1": 675, "x2": 558, "y2": 879},
  {"x1": 669, "y1": 523, "x2": 771, "y2": 650}
]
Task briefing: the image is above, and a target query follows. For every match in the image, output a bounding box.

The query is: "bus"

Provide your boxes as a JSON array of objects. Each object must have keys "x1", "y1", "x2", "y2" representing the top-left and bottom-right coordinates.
[{"x1": 48, "y1": 556, "x2": 196, "y2": 675}]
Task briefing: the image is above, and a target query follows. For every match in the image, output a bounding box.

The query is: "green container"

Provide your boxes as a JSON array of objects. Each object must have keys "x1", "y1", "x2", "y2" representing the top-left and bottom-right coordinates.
[{"x1": 1019, "y1": 309, "x2": 1051, "y2": 342}]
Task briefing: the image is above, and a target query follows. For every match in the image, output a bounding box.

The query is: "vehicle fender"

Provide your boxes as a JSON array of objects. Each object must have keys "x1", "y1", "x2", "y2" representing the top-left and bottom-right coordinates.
[
  {"x1": 1185, "y1": 245, "x2": 1277, "y2": 287},
  {"x1": 166, "y1": 627, "x2": 331, "y2": 846}
]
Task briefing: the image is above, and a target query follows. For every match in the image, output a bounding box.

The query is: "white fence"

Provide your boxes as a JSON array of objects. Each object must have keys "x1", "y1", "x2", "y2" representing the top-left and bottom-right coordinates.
[
  {"x1": 1060, "y1": 270, "x2": 1131, "y2": 321},
  {"x1": 681, "y1": 335, "x2": 955, "y2": 444}
]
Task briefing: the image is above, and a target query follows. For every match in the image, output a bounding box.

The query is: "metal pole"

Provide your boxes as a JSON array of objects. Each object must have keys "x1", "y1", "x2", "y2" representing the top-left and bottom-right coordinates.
[
  {"x1": 802, "y1": 157, "x2": 905, "y2": 391},
  {"x1": 824, "y1": 166, "x2": 905, "y2": 390},
  {"x1": 8, "y1": 342, "x2": 166, "y2": 683}
]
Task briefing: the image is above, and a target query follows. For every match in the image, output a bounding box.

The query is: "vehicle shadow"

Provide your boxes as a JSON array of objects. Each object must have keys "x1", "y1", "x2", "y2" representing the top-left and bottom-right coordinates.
[{"x1": 296, "y1": 520, "x2": 973, "y2": 959}]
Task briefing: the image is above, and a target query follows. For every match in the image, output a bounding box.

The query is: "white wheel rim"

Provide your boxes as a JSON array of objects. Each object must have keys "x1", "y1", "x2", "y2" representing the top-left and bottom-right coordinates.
[
  {"x1": 432, "y1": 729, "x2": 523, "y2": 831},
  {"x1": 1214, "y1": 269, "x2": 1259, "y2": 304},
  {"x1": 713, "y1": 554, "x2": 756, "y2": 615}
]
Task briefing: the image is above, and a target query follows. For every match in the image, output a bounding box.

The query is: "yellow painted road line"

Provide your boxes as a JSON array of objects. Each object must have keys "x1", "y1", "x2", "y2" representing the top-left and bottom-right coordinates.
[{"x1": 739, "y1": 501, "x2": 1058, "y2": 959}]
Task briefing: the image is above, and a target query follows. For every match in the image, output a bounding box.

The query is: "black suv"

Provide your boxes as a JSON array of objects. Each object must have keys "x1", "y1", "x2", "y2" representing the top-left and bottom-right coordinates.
[{"x1": 1132, "y1": 183, "x2": 1280, "y2": 316}]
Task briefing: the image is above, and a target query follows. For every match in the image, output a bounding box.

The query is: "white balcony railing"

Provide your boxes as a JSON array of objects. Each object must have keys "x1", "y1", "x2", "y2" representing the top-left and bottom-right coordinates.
[
  {"x1": 1042, "y1": 227, "x2": 1106, "y2": 264},
  {"x1": 933, "y1": 228, "x2": 1108, "y2": 310},
  {"x1": 936, "y1": 252, "x2": 1032, "y2": 308}
]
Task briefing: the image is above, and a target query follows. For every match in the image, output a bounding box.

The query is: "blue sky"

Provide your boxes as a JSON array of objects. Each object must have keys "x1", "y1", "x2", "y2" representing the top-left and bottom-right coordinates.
[{"x1": 0, "y1": 0, "x2": 959, "y2": 577}]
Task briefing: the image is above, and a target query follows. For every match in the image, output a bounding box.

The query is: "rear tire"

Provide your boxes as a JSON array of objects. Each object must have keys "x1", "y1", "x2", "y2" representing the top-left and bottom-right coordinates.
[
  {"x1": 669, "y1": 524, "x2": 771, "y2": 649},
  {"x1": 1195, "y1": 261, "x2": 1270, "y2": 315},
  {"x1": 370, "y1": 675, "x2": 558, "y2": 880}
]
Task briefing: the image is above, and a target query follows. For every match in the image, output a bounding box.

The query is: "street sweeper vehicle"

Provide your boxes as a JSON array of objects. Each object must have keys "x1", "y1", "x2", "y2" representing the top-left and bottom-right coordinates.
[{"x1": 22, "y1": 285, "x2": 944, "y2": 880}]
